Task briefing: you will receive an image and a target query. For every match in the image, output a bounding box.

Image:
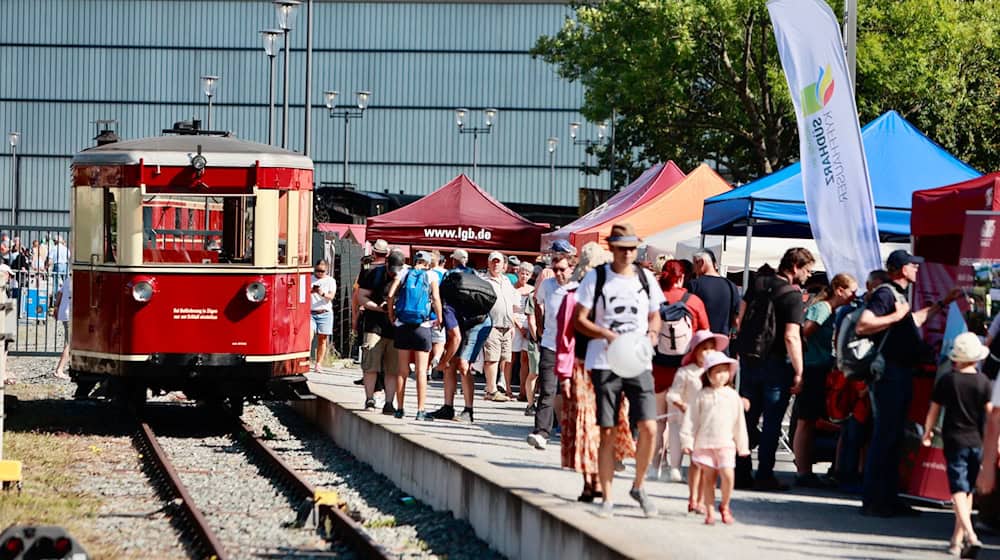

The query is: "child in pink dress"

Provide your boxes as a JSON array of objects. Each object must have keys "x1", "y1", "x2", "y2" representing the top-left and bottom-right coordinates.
[{"x1": 680, "y1": 351, "x2": 750, "y2": 525}]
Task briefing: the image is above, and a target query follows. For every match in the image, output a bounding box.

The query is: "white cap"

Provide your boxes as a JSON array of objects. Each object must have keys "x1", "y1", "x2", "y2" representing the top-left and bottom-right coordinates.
[{"x1": 488, "y1": 251, "x2": 504, "y2": 262}]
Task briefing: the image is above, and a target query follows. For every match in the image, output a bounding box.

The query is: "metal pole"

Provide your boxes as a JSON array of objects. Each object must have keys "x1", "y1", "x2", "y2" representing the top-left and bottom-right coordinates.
[
  {"x1": 343, "y1": 114, "x2": 350, "y2": 185},
  {"x1": 549, "y1": 150, "x2": 555, "y2": 205},
  {"x1": 281, "y1": 29, "x2": 291, "y2": 149},
  {"x1": 609, "y1": 108, "x2": 616, "y2": 192},
  {"x1": 267, "y1": 55, "x2": 276, "y2": 145},
  {"x1": 742, "y1": 219, "x2": 754, "y2": 293},
  {"x1": 207, "y1": 95, "x2": 213, "y2": 130},
  {"x1": 843, "y1": 0, "x2": 858, "y2": 90},
  {"x1": 472, "y1": 131, "x2": 479, "y2": 181},
  {"x1": 303, "y1": 0, "x2": 313, "y2": 156},
  {"x1": 9, "y1": 146, "x2": 15, "y2": 225}
]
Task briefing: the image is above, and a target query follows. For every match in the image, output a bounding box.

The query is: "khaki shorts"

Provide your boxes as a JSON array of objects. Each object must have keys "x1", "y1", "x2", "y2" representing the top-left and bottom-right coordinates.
[
  {"x1": 483, "y1": 326, "x2": 513, "y2": 363},
  {"x1": 360, "y1": 332, "x2": 398, "y2": 374}
]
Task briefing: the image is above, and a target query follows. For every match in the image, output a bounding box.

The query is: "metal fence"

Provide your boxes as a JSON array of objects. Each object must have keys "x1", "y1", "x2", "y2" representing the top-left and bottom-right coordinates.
[
  {"x1": 0, "y1": 225, "x2": 72, "y2": 357},
  {"x1": 314, "y1": 231, "x2": 365, "y2": 361}
]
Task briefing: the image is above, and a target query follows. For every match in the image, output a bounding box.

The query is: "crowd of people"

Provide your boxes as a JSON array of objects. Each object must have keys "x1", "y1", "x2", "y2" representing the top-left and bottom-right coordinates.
[{"x1": 317, "y1": 222, "x2": 1000, "y2": 556}]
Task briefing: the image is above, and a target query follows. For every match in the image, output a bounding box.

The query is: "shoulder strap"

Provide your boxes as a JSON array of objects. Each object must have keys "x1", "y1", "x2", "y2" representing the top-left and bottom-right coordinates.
[
  {"x1": 771, "y1": 283, "x2": 799, "y2": 301},
  {"x1": 680, "y1": 292, "x2": 691, "y2": 305},
  {"x1": 591, "y1": 264, "x2": 607, "y2": 319},
  {"x1": 634, "y1": 263, "x2": 650, "y2": 297}
]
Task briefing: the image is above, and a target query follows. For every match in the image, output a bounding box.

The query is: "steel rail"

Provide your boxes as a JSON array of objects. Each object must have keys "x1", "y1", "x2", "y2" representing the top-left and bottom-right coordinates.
[
  {"x1": 135, "y1": 421, "x2": 229, "y2": 560},
  {"x1": 233, "y1": 418, "x2": 392, "y2": 560}
]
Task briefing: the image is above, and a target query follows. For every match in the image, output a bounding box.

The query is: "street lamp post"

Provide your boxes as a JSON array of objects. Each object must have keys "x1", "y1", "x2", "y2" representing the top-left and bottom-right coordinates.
[
  {"x1": 324, "y1": 90, "x2": 371, "y2": 186},
  {"x1": 7, "y1": 132, "x2": 18, "y2": 225},
  {"x1": 569, "y1": 120, "x2": 607, "y2": 188},
  {"x1": 201, "y1": 75, "x2": 219, "y2": 130},
  {"x1": 274, "y1": 0, "x2": 301, "y2": 149},
  {"x1": 260, "y1": 29, "x2": 282, "y2": 145},
  {"x1": 547, "y1": 137, "x2": 558, "y2": 205},
  {"x1": 455, "y1": 108, "x2": 497, "y2": 182}
]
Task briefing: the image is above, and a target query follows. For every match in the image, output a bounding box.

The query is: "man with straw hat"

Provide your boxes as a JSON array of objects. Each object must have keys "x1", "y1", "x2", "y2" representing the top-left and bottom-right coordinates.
[{"x1": 573, "y1": 223, "x2": 664, "y2": 518}]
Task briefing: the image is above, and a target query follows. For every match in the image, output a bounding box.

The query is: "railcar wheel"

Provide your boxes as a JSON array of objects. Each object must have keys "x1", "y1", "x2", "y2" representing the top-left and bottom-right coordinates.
[{"x1": 226, "y1": 396, "x2": 245, "y2": 417}]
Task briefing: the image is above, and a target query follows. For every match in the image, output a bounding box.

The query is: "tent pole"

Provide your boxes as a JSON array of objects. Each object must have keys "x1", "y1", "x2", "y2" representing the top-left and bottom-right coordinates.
[
  {"x1": 700, "y1": 234, "x2": 706, "y2": 250},
  {"x1": 742, "y1": 219, "x2": 754, "y2": 293}
]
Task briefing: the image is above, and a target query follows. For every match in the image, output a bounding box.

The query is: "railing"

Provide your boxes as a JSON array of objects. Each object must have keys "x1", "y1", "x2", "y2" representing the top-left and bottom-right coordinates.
[{"x1": 0, "y1": 225, "x2": 72, "y2": 357}]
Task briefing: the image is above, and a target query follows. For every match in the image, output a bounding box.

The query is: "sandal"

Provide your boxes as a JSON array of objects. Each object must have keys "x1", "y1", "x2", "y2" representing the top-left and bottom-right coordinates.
[
  {"x1": 688, "y1": 502, "x2": 705, "y2": 515},
  {"x1": 719, "y1": 504, "x2": 734, "y2": 525},
  {"x1": 704, "y1": 509, "x2": 715, "y2": 525},
  {"x1": 947, "y1": 541, "x2": 962, "y2": 556},
  {"x1": 961, "y1": 540, "x2": 982, "y2": 559}
]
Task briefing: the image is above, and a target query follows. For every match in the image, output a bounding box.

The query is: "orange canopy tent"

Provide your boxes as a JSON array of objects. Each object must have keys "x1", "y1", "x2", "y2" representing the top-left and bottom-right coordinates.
[{"x1": 570, "y1": 164, "x2": 732, "y2": 248}]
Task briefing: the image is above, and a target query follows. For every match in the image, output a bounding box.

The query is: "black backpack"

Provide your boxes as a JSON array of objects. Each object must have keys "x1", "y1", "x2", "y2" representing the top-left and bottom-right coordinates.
[
  {"x1": 984, "y1": 334, "x2": 1000, "y2": 380},
  {"x1": 440, "y1": 270, "x2": 497, "y2": 319},
  {"x1": 733, "y1": 276, "x2": 799, "y2": 361}
]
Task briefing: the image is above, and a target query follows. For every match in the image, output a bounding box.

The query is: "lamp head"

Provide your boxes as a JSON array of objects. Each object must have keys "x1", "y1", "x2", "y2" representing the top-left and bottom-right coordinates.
[
  {"x1": 597, "y1": 121, "x2": 607, "y2": 140},
  {"x1": 324, "y1": 90, "x2": 339, "y2": 110},
  {"x1": 455, "y1": 108, "x2": 468, "y2": 128},
  {"x1": 547, "y1": 137, "x2": 558, "y2": 153},
  {"x1": 569, "y1": 121, "x2": 580, "y2": 139},
  {"x1": 273, "y1": 0, "x2": 301, "y2": 30},
  {"x1": 201, "y1": 75, "x2": 220, "y2": 98},
  {"x1": 356, "y1": 90, "x2": 371, "y2": 111},
  {"x1": 260, "y1": 29, "x2": 282, "y2": 57},
  {"x1": 484, "y1": 108, "x2": 498, "y2": 127},
  {"x1": 7, "y1": 131, "x2": 19, "y2": 148}
]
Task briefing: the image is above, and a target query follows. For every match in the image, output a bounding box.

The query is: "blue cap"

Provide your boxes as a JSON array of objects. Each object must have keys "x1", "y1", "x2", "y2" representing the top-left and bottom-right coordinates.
[{"x1": 550, "y1": 239, "x2": 576, "y2": 255}]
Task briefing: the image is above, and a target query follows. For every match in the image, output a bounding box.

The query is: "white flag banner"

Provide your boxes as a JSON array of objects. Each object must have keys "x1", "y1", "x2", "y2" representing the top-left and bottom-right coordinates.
[{"x1": 767, "y1": 0, "x2": 882, "y2": 284}]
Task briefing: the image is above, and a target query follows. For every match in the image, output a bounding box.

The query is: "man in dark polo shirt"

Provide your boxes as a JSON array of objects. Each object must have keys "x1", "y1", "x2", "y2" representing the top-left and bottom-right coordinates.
[
  {"x1": 735, "y1": 247, "x2": 814, "y2": 491},
  {"x1": 856, "y1": 249, "x2": 958, "y2": 517},
  {"x1": 689, "y1": 248, "x2": 741, "y2": 339}
]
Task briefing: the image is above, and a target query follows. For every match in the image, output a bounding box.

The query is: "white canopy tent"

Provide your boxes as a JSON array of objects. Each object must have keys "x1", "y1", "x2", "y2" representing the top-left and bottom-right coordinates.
[{"x1": 642, "y1": 220, "x2": 909, "y2": 283}]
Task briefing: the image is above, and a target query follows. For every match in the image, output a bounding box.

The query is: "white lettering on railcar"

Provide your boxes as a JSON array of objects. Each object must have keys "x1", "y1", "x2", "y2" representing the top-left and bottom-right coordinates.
[{"x1": 171, "y1": 307, "x2": 220, "y2": 320}]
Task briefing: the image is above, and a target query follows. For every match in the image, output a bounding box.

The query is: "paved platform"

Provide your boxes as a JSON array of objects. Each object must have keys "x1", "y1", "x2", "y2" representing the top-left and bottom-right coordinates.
[{"x1": 296, "y1": 366, "x2": 1000, "y2": 560}]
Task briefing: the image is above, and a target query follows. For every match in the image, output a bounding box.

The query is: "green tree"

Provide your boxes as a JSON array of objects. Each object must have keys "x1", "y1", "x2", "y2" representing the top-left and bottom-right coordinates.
[{"x1": 533, "y1": 0, "x2": 1000, "y2": 186}]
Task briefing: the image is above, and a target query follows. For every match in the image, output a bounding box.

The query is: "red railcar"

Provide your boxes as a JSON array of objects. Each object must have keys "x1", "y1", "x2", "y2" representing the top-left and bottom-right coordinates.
[{"x1": 69, "y1": 126, "x2": 314, "y2": 408}]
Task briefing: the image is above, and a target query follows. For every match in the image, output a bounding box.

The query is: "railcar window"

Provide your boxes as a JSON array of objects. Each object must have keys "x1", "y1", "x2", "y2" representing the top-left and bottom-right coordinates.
[
  {"x1": 298, "y1": 190, "x2": 311, "y2": 264},
  {"x1": 104, "y1": 191, "x2": 117, "y2": 263},
  {"x1": 142, "y1": 195, "x2": 255, "y2": 264},
  {"x1": 278, "y1": 191, "x2": 289, "y2": 265}
]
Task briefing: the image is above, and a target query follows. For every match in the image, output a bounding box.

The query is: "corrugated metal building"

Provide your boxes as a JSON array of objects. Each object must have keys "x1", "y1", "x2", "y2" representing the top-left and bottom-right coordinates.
[{"x1": 0, "y1": 0, "x2": 610, "y2": 227}]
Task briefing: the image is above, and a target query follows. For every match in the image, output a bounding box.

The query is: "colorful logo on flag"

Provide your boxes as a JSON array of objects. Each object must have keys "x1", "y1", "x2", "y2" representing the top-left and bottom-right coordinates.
[{"x1": 800, "y1": 65, "x2": 835, "y2": 115}]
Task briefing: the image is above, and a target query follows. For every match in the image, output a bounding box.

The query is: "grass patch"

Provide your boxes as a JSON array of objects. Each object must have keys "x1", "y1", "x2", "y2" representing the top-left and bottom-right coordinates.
[
  {"x1": 363, "y1": 516, "x2": 397, "y2": 529},
  {"x1": 1, "y1": 385, "x2": 126, "y2": 558}
]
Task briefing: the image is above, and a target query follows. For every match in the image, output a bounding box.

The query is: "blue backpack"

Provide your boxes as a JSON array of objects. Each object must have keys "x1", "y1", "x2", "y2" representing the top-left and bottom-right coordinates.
[{"x1": 395, "y1": 269, "x2": 432, "y2": 325}]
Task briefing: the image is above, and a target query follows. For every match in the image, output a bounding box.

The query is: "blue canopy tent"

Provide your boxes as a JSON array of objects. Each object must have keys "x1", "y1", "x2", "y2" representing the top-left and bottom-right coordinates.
[{"x1": 700, "y1": 110, "x2": 981, "y2": 286}]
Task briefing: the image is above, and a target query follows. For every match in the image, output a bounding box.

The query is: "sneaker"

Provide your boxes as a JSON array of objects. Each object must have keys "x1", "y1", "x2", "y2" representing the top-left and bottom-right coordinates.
[
  {"x1": 647, "y1": 462, "x2": 661, "y2": 481},
  {"x1": 430, "y1": 405, "x2": 455, "y2": 420},
  {"x1": 415, "y1": 410, "x2": 434, "y2": 422},
  {"x1": 458, "y1": 408, "x2": 475, "y2": 424},
  {"x1": 753, "y1": 476, "x2": 790, "y2": 492},
  {"x1": 615, "y1": 461, "x2": 626, "y2": 473},
  {"x1": 382, "y1": 403, "x2": 396, "y2": 416},
  {"x1": 431, "y1": 370, "x2": 445, "y2": 381},
  {"x1": 629, "y1": 487, "x2": 658, "y2": 518},
  {"x1": 526, "y1": 432, "x2": 547, "y2": 450},
  {"x1": 594, "y1": 500, "x2": 614, "y2": 519},
  {"x1": 364, "y1": 398, "x2": 376, "y2": 411},
  {"x1": 524, "y1": 404, "x2": 537, "y2": 416},
  {"x1": 484, "y1": 391, "x2": 510, "y2": 402},
  {"x1": 393, "y1": 408, "x2": 406, "y2": 419},
  {"x1": 668, "y1": 468, "x2": 683, "y2": 483},
  {"x1": 353, "y1": 377, "x2": 365, "y2": 385}
]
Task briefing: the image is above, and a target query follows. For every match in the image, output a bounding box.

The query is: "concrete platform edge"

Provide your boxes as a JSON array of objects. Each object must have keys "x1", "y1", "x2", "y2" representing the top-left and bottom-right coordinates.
[{"x1": 292, "y1": 396, "x2": 636, "y2": 560}]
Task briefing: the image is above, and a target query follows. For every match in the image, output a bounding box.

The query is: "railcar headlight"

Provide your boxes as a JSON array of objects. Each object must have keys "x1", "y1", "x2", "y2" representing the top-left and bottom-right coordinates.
[
  {"x1": 131, "y1": 281, "x2": 154, "y2": 302},
  {"x1": 245, "y1": 281, "x2": 267, "y2": 303}
]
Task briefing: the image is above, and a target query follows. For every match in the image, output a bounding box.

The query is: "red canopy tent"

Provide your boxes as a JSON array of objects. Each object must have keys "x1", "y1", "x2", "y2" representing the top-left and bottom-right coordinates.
[
  {"x1": 365, "y1": 174, "x2": 548, "y2": 257},
  {"x1": 540, "y1": 161, "x2": 685, "y2": 249},
  {"x1": 912, "y1": 173, "x2": 1000, "y2": 265}
]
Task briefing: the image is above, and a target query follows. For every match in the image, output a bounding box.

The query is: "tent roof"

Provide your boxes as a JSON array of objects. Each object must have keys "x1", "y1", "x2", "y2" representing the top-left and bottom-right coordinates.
[
  {"x1": 540, "y1": 161, "x2": 685, "y2": 248},
  {"x1": 365, "y1": 174, "x2": 548, "y2": 251},
  {"x1": 572, "y1": 164, "x2": 731, "y2": 248},
  {"x1": 701, "y1": 111, "x2": 981, "y2": 240},
  {"x1": 911, "y1": 172, "x2": 1000, "y2": 237}
]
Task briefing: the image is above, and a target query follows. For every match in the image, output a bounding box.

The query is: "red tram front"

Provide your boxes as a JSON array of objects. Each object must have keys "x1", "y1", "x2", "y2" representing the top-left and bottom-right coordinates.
[{"x1": 69, "y1": 127, "x2": 314, "y2": 406}]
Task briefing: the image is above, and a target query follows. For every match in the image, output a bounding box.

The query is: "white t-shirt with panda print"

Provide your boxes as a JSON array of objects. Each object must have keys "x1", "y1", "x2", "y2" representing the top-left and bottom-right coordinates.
[{"x1": 575, "y1": 264, "x2": 664, "y2": 371}]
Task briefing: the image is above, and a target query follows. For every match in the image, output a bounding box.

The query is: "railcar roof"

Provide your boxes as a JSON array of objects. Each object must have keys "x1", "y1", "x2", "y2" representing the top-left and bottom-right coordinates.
[{"x1": 72, "y1": 135, "x2": 314, "y2": 170}]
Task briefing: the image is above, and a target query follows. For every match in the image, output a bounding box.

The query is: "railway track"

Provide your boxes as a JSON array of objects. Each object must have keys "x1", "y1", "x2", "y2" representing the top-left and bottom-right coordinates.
[{"x1": 133, "y1": 408, "x2": 391, "y2": 560}]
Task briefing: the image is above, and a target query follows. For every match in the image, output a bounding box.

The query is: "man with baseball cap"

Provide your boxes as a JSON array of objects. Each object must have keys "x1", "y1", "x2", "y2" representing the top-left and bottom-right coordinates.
[
  {"x1": 855, "y1": 249, "x2": 960, "y2": 517},
  {"x1": 573, "y1": 223, "x2": 664, "y2": 518},
  {"x1": 357, "y1": 250, "x2": 404, "y2": 411},
  {"x1": 483, "y1": 251, "x2": 518, "y2": 401}
]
